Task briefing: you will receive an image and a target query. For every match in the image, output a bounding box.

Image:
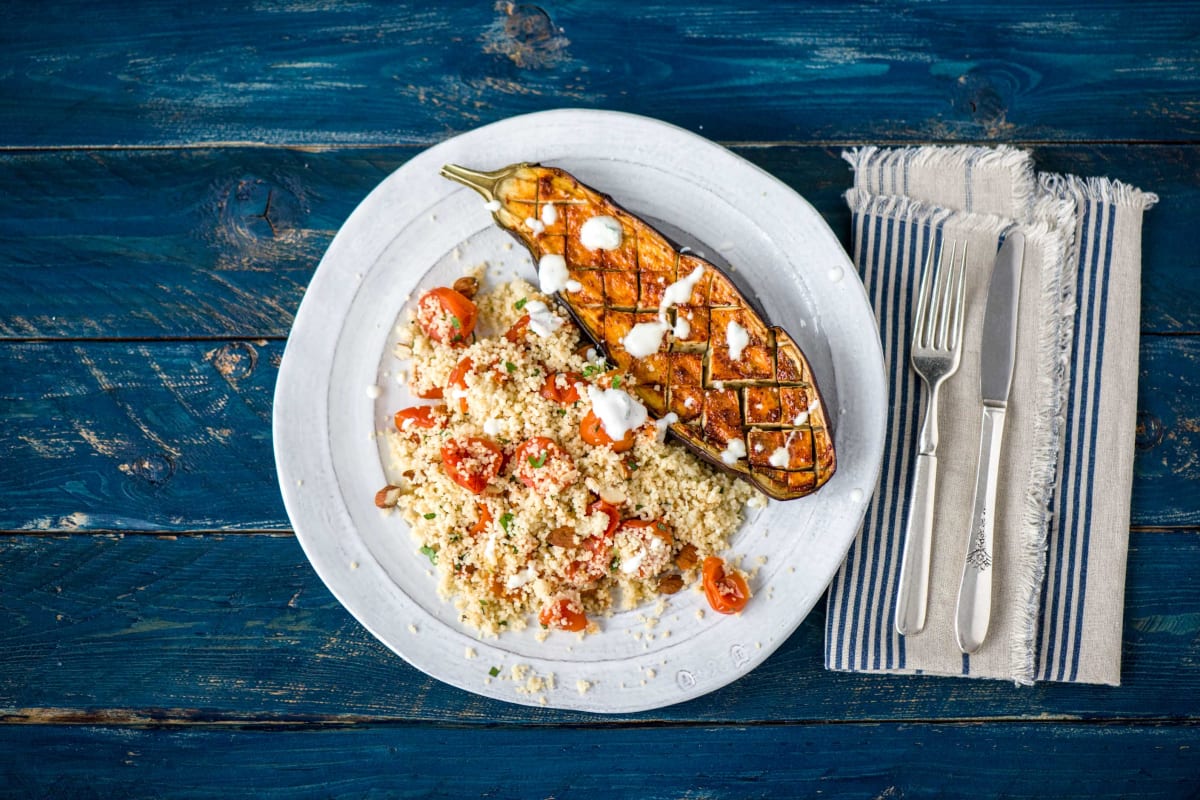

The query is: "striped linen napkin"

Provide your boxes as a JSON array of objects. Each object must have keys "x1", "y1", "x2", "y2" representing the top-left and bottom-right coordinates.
[{"x1": 824, "y1": 146, "x2": 1156, "y2": 685}]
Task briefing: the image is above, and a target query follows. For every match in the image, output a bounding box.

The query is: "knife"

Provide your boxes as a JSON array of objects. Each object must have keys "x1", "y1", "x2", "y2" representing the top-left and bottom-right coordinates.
[{"x1": 954, "y1": 231, "x2": 1025, "y2": 654}]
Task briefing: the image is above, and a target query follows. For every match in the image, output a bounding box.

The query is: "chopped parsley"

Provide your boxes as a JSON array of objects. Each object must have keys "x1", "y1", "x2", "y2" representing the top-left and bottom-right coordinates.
[
  {"x1": 500, "y1": 512, "x2": 514, "y2": 534},
  {"x1": 505, "y1": 361, "x2": 517, "y2": 373},
  {"x1": 528, "y1": 452, "x2": 547, "y2": 468},
  {"x1": 419, "y1": 544, "x2": 438, "y2": 565},
  {"x1": 611, "y1": 375, "x2": 621, "y2": 388},
  {"x1": 635, "y1": 503, "x2": 644, "y2": 510},
  {"x1": 423, "y1": 512, "x2": 437, "y2": 519},
  {"x1": 582, "y1": 364, "x2": 602, "y2": 378},
  {"x1": 625, "y1": 457, "x2": 639, "y2": 471},
  {"x1": 450, "y1": 315, "x2": 462, "y2": 330},
  {"x1": 515, "y1": 297, "x2": 528, "y2": 310},
  {"x1": 488, "y1": 666, "x2": 500, "y2": 677},
  {"x1": 610, "y1": 554, "x2": 620, "y2": 572}
]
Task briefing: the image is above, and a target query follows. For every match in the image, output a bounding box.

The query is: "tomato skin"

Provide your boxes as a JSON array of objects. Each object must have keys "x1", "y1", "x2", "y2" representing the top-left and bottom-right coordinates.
[
  {"x1": 702, "y1": 556, "x2": 750, "y2": 614},
  {"x1": 538, "y1": 596, "x2": 587, "y2": 632},
  {"x1": 468, "y1": 502, "x2": 492, "y2": 537},
  {"x1": 587, "y1": 500, "x2": 620, "y2": 538},
  {"x1": 393, "y1": 406, "x2": 444, "y2": 438},
  {"x1": 579, "y1": 409, "x2": 636, "y2": 453},
  {"x1": 439, "y1": 437, "x2": 503, "y2": 495},
  {"x1": 540, "y1": 372, "x2": 583, "y2": 405},
  {"x1": 617, "y1": 518, "x2": 674, "y2": 546},
  {"x1": 417, "y1": 287, "x2": 478, "y2": 345},
  {"x1": 415, "y1": 385, "x2": 444, "y2": 399},
  {"x1": 511, "y1": 436, "x2": 575, "y2": 494},
  {"x1": 504, "y1": 314, "x2": 531, "y2": 343},
  {"x1": 447, "y1": 356, "x2": 474, "y2": 414}
]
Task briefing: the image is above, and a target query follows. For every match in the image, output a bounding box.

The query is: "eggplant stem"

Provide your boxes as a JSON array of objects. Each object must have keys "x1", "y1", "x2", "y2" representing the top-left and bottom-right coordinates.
[{"x1": 440, "y1": 163, "x2": 530, "y2": 203}]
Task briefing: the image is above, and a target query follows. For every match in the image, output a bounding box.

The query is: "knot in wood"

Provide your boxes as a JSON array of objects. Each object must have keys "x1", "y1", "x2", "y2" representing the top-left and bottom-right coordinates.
[
  {"x1": 127, "y1": 453, "x2": 175, "y2": 486},
  {"x1": 1136, "y1": 410, "x2": 1164, "y2": 450},
  {"x1": 218, "y1": 175, "x2": 300, "y2": 241},
  {"x1": 951, "y1": 69, "x2": 1012, "y2": 133},
  {"x1": 207, "y1": 342, "x2": 258, "y2": 380}
]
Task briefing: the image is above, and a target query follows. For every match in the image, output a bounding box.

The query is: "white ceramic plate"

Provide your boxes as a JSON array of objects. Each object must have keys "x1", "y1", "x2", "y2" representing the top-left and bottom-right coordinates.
[{"x1": 274, "y1": 109, "x2": 885, "y2": 713}]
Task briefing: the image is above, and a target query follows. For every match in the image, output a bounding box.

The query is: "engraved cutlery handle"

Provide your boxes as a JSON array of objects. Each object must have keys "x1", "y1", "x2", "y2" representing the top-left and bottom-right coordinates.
[
  {"x1": 955, "y1": 404, "x2": 1006, "y2": 654},
  {"x1": 896, "y1": 453, "x2": 938, "y2": 635}
]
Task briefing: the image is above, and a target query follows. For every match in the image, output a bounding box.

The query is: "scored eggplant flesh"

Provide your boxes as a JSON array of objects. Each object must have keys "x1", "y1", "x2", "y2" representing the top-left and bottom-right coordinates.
[{"x1": 440, "y1": 162, "x2": 836, "y2": 501}]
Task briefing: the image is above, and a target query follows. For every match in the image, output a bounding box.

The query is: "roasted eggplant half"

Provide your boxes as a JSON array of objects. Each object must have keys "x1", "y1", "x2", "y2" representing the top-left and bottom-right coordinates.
[{"x1": 441, "y1": 162, "x2": 836, "y2": 501}]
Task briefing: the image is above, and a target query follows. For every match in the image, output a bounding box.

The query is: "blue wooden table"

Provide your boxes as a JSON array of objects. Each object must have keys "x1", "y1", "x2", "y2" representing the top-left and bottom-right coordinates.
[{"x1": 2, "y1": 2, "x2": 1198, "y2": 797}]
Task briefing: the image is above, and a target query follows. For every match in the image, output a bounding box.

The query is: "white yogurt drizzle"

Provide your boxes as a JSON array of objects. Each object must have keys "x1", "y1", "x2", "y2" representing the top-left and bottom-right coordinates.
[
  {"x1": 720, "y1": 438, "x2": 747, "y2": 465},
  {"x1": 654, "y1": 412, "x2": 680, "y2": 443},
  {"x1": 538, "y1": 254, "x2": 582, "y2": 294},
  {"x1": 482, "y1": 418, "x2": 501, "y2": 436},
  {"x1": 580, "y1": 215, "x2": 623, "y2": 251},
  {"x1": 523, "y1": 300, "x2": 563, "y2": 337},
  {"x1": 620, "y1": 264, "x2": 707, "y2": 357},
  {"x1": 524, "y1": 217, "x2": 546, "y2": 236},
  {"x1": 484, "y1": 199, "x2": 501, "y2": 212},
  {"x1": 792, "y1": 399, "x2": 821, "y2": 426},
  {"x1": 541, "y1": 202, "x2": 558, "y2": 226},
  {"x1": 586, "y1": 385, "x2": 648, "y2": 442},
  {"x1": 727, "y1": 320, "x2": 749, "y2": 361},
  {"x1": 622, "y1": 319, "x2": 671, "y2": 358},
  {"x1": 768, "y1": 432, "x2": 796, "y2": 468}
]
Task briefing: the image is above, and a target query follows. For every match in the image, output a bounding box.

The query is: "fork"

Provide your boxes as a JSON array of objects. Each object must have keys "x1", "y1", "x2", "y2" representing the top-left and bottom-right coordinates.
[{"x1": 894, "y1": 239, "x2": 967, "y2": 636}]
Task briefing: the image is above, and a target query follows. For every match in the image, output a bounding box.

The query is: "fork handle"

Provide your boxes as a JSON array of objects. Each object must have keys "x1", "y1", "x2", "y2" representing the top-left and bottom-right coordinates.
[
  {"x1": 955, "y1": 404, "x2": 1006, "y2": 653},
  {"x1": 895, "y1": 453, "x2": 937, "y2": 636}
]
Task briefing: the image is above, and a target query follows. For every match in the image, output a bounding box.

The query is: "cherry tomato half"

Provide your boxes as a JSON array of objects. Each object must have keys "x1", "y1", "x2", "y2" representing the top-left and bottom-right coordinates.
[
  {"x1": 393, "y1": 406, "x2": 445, "y2": 439},
  {"x1": 511, "y1": 436, "x2": 575, "y2": 495},
  {"x1": 504, "y1": 314, "x2": 531, "y2": 343},
  {"x1": 586, "y1": 500, "x2": 620, "y2": 539},
  {"x1": 538, "y1": 596, "x2": 588, "y2": 632},
  {"x1": 540, "y1": 372, "x2": 584, "y2": 405},
  {"x1": 440, "y1": 437, "x2": 503, "y2": 495},
  {"x1": 579, "y1": 409, "x2": 635, "y2": 453},
  {"x1": 702, "y1": 556, "x2": 750, "y2": 615},
  {"x1": 447, "y1": 356, "x2": 474, "y2": 414},
  {"x1": 468, "y1": 502, "x2": 492, "y2": 537},
  {"x1": 416, "y1": 287, "x2": 478, "y2": 346}
]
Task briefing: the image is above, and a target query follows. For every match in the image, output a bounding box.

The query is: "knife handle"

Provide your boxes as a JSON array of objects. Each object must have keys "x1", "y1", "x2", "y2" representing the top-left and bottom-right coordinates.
[
  {"x1": 955, "y1": 404, "x2": 1007, "y2": 654},
  {"x1": 895, "y1": 453, "x2": 937, "y2": 636}
]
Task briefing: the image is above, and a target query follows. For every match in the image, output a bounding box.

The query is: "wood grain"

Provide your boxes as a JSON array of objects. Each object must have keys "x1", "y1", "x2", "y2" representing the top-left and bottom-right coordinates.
[
  {"x1": 0, "y1": 144, "x2": 1187, "y2": 339},
  {"x1": 0, "y1": 532, "x2": 1196, "y2": 724},
  {"x1": 3, "y1": 335, "x2": 1198, "y2": 532},
  {"x1": 2, "y1": 1, "x2": 1199, "y2": 147},
  {"x1": 2, "y1": 722, "x2": 1198, "y2": 799}
]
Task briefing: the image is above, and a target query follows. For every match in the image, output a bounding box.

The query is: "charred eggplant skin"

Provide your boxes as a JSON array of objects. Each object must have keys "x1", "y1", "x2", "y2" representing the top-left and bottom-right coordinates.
[{"x1": 441, "y1": 162, "x2": 835, "y2": 501}]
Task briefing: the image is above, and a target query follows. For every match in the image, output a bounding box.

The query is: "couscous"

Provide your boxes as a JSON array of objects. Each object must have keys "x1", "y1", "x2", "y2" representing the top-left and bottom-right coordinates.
[{"x1": 377, "y1": 268, "x2": 760, "y2": 636}]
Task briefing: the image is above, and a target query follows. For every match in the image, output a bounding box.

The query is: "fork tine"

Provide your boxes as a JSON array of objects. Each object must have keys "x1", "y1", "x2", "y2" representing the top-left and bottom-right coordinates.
[
  {"x1": 935, "y1": 241, "x2": 955, "y2": 350},
  {"x1": 912, "y1": 240, "x2": 935, "y2": 349},
  {"x1": 949, "y1": 242, "x2": 968, "y2": 349}
]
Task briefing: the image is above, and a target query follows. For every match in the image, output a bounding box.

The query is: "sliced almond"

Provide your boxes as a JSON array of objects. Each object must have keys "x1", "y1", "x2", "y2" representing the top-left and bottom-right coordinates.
[
  {"x1": 374, "y1": 485, "x2": 402, "y2": 508},
  {"x1": 656, "y1": 573, "x2": 684, "y2": 595},
  {"x1": 675, "y1": 543, "x2": 699, "y2": 570},
  {"x1": 547, "y1": 526, "x2": 577, "y2": 548},
  {"x1": 598, "y1": 486, "x2": 626, "y2": 505},
  {"x1": 452, "y1": 276, "x2": 479, "y2": 299}
]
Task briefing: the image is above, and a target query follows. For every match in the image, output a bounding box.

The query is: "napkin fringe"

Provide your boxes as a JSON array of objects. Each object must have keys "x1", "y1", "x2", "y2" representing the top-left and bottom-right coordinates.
[
  {"x1": 1041, "y1": 173, "x2": 1160, "y2": 211},
  {"x1": 844, "y1": 145, "x2": 1036, "y2": 216},
  {"x1": 844, "y1": 187, "x2": 1011, "y2": 239},
  {"x1": 1009, "y1": 192, "x2": 1081, "y2": 686}
]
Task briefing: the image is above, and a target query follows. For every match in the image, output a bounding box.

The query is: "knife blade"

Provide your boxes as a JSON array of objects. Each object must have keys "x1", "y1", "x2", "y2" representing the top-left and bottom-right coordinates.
[{"x1": 955, "y1": 231, "x2": 1025, "y2": 654}]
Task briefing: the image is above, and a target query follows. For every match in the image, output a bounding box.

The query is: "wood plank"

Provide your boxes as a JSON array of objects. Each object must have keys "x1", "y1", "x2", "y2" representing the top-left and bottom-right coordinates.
[
  {"x1": 0, "y1": 144, "x2": 1189, "y2": 339},
  {"x1": 3, "y1": 335, "x2": 1198, "y2": 532},
  {"x1": 1, "y1": 722, "x2": 1197, "y2": 799},
  {"x1": 0, "y1": 531, "x2": 1196, "y2": 724},
  {"x1": 2, "y1": 1, "x2": 1199, "y2": 147}
]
